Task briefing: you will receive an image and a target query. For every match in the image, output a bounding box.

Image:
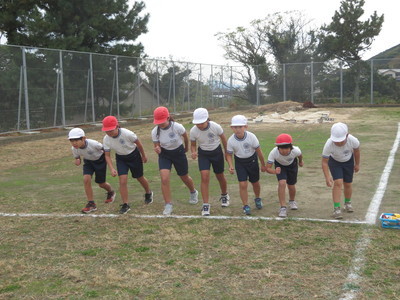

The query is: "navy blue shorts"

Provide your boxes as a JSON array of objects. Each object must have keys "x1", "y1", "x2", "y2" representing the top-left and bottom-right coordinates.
[
  {"x1": 274, "y1": 159, "x2": 298, "y2": 185},
  {"x1": 234, "y1": 152, "x2": 259, "y2": 183},
  {"x1": 198, "y1": 145, "x2": 224, "y2": 174},
  {"x1": 116, "y1": 148, "x2": 143, "y2": 178},
  {"x1": 328, "y1": 155, "x2": 354, "y2": 183},
  {"x1": 159, "y1": 145, "x2": 188, "y2": 176},
  {"x1": 83, "y1": 154, "x2": 107, "y2": 184}
]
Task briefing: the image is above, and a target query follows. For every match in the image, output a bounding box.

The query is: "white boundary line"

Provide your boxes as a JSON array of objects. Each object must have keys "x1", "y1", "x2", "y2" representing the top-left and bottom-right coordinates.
[
  {"x1": 340, "y1": 122, "x2": 400, "y2": 300},
  {"x1": 0, "y1": 212, "x2": 367, "y2": 224}
]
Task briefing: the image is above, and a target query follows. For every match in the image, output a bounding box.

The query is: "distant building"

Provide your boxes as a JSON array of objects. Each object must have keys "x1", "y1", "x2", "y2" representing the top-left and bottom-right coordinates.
[{"x1": 377, "y1": 69, "x2": 400, "y2": 81}]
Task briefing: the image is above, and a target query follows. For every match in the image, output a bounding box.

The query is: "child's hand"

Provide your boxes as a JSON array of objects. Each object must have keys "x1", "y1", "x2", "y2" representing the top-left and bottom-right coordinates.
[
  {"x1": 142, "y1": 154, "x2": 148, "y2": 163},
  {"x1": 325, "y1": 177, "x2": 333, "y2": 187},
  {"x1": 229, "y1": 167, "x2": 235, "y2": 174},
  {"x1": 299, "y1": 161, "x2": 304, "y2": 167},
  {"x1": 154, "y1": 146, "x2": 161, "y2": 154},
  {"x1": 111, "y1": 168, "x2": 118, "y2": 177},
  {"x1": 74, "y1": 158, "x2": 81, "y2": 166},
  {"x1": 261, "y1": 165, "x2": 267, "y2": 172},
  {"x1": 275, "y1": 167, "x2": 281, "y2": 174},
  {"x1": 354, "y1": 164, "x2": 360, "y2": 173},
  {"x1": 191, "y1": 152, "x2": 198, "y2": 160}
]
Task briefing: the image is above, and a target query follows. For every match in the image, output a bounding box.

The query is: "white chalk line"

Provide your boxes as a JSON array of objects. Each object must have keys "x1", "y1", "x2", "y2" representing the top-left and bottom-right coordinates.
[
  {"x1": 0, "y1": 212, "x2": 367, "y2": 224},
  {"x1": 340, "y1": 122, "x2": 400, "y2": 300}
]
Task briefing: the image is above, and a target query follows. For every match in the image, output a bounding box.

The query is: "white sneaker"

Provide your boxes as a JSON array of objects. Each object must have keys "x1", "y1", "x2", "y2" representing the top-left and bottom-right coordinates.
[
  {"x1": 163, "y1": 203, "x2": 173, "y2": 216},
  {"x1": 288, "y1": 200, "x2": 298, "y2": 210},
  {"x1": 344, "y1": 202, "x2": 354, "y2": 213},
  {"x1": 220, "y1": 194, "x2": 230, "y2": 207},
  {"x1": 202, "y1": 204, "x2": 210, "y2": 216},
  {"x1": 189, "y1": 190, "x2": 199, "y2": 204},
  {"x1": 278, "y1": 207, "x2": 287, "y2": 218},
  {"x1": 332, "y1": 207, "x2": 343, "y2": 219}
]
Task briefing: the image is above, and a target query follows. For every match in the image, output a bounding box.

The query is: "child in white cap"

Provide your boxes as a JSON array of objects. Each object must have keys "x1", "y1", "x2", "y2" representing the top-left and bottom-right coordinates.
[
  {"x1": 322, "y1": 122, "x2": 360, "y2": 219},
  {"x1": 68, "y1": 128, "x2": 115, "y2": 213},
  {"x1": 226, "y1": 115, "x2": 267, "y2": 215},
  {"x1": 190, "y1": 108, "x2": 230, "y2": 216}
]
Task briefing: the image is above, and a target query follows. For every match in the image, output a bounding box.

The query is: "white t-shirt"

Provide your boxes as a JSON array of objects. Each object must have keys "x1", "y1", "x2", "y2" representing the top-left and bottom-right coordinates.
[
  {"x1": 190, "y1": 121, "x2": 223, "y2": 151},
  {"x1": 227, "y1": 131, "x2": 260, "y2": 158},
  {"x1": 322, "y1": 134, "x2": 360, "y2": 162},
  {"x1": 151, "y1": 121, "x2": 186, "y2": 150},
  {"x1": 71, "y1": 139, "x2": 104, "y2": 161},
  {"x1": 267, "y1": 146, "x2": 302, "y2": 166},
  {"x1": 103, "y1": 128, "x2": 138, "y2": 155}
]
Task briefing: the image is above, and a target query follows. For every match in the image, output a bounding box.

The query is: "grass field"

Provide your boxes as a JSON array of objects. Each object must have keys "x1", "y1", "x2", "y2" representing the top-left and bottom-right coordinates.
[{"x1": 1, "y1": 105, "x2": 400, "y2": 299}]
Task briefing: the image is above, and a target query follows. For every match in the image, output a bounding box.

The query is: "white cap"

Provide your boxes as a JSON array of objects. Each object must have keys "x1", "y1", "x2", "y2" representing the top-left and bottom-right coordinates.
[
  {"x1": 330, "y1": 122, "x2": 348, "y2": 142},
  {"x1": 68, "y1": 128, "x2": 85, "y2": 139},
  {"x1": 193, "y1": 108, "x2": 209, "y2": 124},
  {"x1": 231, "y1": 115, "x2": 247, "y2": 126}
]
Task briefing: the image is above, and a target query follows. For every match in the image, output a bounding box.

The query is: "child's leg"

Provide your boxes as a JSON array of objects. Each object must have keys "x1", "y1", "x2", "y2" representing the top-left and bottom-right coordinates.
[
  {"x1": 200, "y1": 170, "x2": 211, "y2": 204},
  {"x1": 136, "y1": 176, "x2": 151, "y2": 194},
  {"x1": 160, "y1": 169, "x2": 172, "y2": 203},
  {"x1": 239, "y1": 181, "x2": 249, "y2": 205},
  {"x1": 215, "y1": 172, "x2": 228, "y2": 195},
  {"x1": 343, "y1": 182, "x2": 352, "y2": 200},
  {"x1": 332, "y1": 179, "x2": 343, "y2": 205},
  {"x1": 119, "y1": 175, "x2": 129, "y2": 204},
  {"x1": 288, "y1": 184, "x2": 296, "y2": 201},
  {"x1": 278, "y1": 180, "x2": 287, "y2": 207},
  {"x1": 83, "y1": 174, "x2": 94, "y2": 201},
  {"x1": 98, "y1": 182, "x2": 113, "y2": 192},
  {"x1": 251, "y1": 180, "x2": 261, "y2": 198},
  {"x1": 179, "y1": 174, "x2": 196, "y2": 192}
]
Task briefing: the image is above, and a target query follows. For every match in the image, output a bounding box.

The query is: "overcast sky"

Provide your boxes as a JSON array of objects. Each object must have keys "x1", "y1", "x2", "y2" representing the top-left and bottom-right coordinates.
[{"x1": 135, "y1": 0, "x2": 398, "y2": 65}]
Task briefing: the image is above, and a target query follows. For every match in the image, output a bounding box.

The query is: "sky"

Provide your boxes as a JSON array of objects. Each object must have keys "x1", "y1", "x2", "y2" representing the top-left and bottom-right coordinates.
[{"x1": 135, "y1": 0, "x2": 398, "y2": 65}]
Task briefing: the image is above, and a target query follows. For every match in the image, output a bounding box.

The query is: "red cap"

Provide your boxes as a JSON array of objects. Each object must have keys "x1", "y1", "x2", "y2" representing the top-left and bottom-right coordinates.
[
  {"x1": 153, "y1": 106, "x2": 170, "y2": 124},
  {"x1": 275, "y1": 133, "x2": 293, "y2": 146},
  {"x1": 102, "y1": 116, "x2": 118, "y2": 131}
]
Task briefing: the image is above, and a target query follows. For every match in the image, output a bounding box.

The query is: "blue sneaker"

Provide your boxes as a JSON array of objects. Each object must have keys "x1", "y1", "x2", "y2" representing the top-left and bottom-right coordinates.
[
  {"x1": 254, "y1": 198, "x2": 263, "y2": 209},
  {"x1": 243, "y1": 205, "x2": 251, "y2": 215}
]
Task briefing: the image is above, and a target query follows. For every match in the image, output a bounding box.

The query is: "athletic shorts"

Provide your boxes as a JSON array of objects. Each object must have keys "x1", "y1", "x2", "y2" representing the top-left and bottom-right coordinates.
[
  {"x1": 328, "y1": 155, "x2": 354, "y2": 183},
  {"x1": 234, "y1": 152, "x2": 260, "y2": 183},
  {"x1": 116, "y1": 148, "x2": 143, "y2": 178},
  {"x1": 83, "y1": 153, "x2": 107, "y2": 184},
  {"x1": 159, "y1": 144, "x2": 188, "y2": 176},
  {"x1": 274, "y1": 159, "x2": 298, "y2": 185},
  {"x1": 198, "y1": 145, "x2": 224, "y2": 174}
]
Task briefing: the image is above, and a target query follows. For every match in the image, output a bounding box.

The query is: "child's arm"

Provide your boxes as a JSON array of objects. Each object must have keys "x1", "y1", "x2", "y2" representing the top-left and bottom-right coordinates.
[
  {"x1": 266, "y1": 162, "x2": 280, "y2": 174},
  {"x1": 255, "y1": 147, "x2": 267, "y2": 172},
  {"x1": 190, "y1": 140, "x2": 197, "y2": 160},
  {"x1": 182, "y1": 132, "x2": 189, "y2": 153},
  {"x1": 105, "y1": 152, "x2": 118, "y2": 177},
  {"x1": 353, "y1": 148, "x2": 360, "y2": 173},
  {"x1": 220, "y1": 133, "x2": 228, "y2": 160},
  {"x1": 153, "y1": 142, "x2": 161, "y2": 154},
  {"x1": 226, "y1": 153, "x2": 235, "y2": 174},
  {"x1": 298, "y1": 154, "x2": 304, "y2": 167},
  {"x1": 321, "y1": 157, "x2": 333, "y2": 187},
  {"x1": 135, "y1": 139, "x2": 147, "y2": 163}
]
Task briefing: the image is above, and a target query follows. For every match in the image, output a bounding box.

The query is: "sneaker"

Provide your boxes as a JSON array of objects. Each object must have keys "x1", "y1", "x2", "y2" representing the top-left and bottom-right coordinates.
[
  {"x1": 163, "y1": 203, "x2": 173, "y2": 216},
  {"x1": 254, "y1": 198, "x2": 263, "y2": 209},
  {"x1": 332, "y1": 207, "x2": 343, "y2": 219},
  {"x1": 202, "y1": 204, "x2": 210, "y2": 216},
  {"x1": 105, "y1": 190, "x2": 116, "y2": 203},
  {"x1": 189, "y1": 190, "x2": 199, "y2": 204},
  {"x1": 220, "y1": 194, "x2": 230, "y2": 207},
  {"x1": 144, "y1": 191, "x2": 154, "y2": 204},
  {"x1": 82, "y1": 202, "x2": 97, "y2": 214},
  {"x1": 288, "y1": 200, "x2": 298, "y2": 210},
  {"x1": 278, "y1": 207, "x2": 287, "y2": 218},
  {"x1": 119, "y1": 203, "x2": 131, "y2": 214},
  {"x1": 243, "y1": 205, "x2": 251, "y2": 215},
  {"x1": 344, "y1": 202, "x2": 354, "y2": 213}
]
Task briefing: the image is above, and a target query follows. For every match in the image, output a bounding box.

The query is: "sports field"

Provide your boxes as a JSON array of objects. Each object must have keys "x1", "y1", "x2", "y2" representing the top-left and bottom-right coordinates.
[{"x1": 1, "y1": 105, "x2": 399, "y2": 299}]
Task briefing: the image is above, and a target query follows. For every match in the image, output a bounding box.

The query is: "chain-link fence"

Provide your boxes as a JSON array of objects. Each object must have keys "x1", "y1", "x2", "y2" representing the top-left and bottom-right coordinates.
[{"x1": 1, "y1": 44, "x2": 399, "y2": 133}]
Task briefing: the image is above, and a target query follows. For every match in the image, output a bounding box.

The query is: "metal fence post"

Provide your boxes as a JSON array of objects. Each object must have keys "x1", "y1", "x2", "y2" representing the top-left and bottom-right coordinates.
[
  {"x1": 21, "y1": 47, "x2": 30, "y2": 130},
  {"x1": 310, "y1": 58, "x2": 314, "y2": 104},
  {"x1": 89, "y1": 53, "x2": 95, "y2": 122},
  {"x1": 115, "y1": 56, "x2": 120, "y2": 118},
  {"x1": 370, "y1": 59, "x2": 374, "y2": 104},
  {"x1": 156, "y1": 60, "x2": 160, "y2": 106},
  {"x1": 283, "y1": 63, "x2": 286, "y2": 101},
  {"x1": 255, "y1": 65, "x2": 260, "y2": 106},
  {"x1": 59, "y1": 50, "x2": 66, "y2": 126},
  {"x1": 340, "y1": 61, "x2": 343, "y2": 104}
]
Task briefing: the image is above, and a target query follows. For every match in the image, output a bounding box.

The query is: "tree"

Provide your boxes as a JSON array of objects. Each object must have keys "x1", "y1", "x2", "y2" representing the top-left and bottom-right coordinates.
[
  {"x1": 216, "y1": 11, "x2": 319, "y2": 103},
  {"x1": 0, "y1": 0, "x2": 149, "y2": 57},
  {"x1": 318, "y1": 0, "x2": 384, "y2": 101}
]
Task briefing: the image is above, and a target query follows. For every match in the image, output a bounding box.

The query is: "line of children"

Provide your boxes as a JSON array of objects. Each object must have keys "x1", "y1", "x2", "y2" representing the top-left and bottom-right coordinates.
[{"x1": 68, "y1": 110, "x2": 360, "y2": 220}]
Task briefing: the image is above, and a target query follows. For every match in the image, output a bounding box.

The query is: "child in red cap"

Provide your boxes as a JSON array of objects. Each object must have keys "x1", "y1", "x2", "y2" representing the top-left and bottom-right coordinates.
[
  {"x1": 151, "y1": 106, "x2": 198, "y2": 216},
  {"x1": 102, "y1": 116, "x2": 153, "y2": 214}
]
